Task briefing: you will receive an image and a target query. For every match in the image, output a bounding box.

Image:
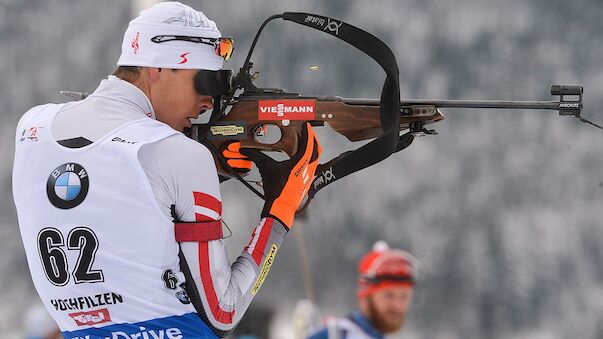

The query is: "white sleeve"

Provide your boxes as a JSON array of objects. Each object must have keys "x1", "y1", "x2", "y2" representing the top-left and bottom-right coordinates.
[
  {"x1": 138, "y1": 133, "x2": 222, "y2": 220},
  {"x1": 138, "y1": 134, "x2": 288, "y2": 337}
]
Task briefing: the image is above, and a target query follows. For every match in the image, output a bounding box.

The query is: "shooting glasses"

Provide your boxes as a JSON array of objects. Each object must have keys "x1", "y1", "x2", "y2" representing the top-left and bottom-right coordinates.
[{"x1": 151, "y1": 35, "x2": 234, "y2": 61}]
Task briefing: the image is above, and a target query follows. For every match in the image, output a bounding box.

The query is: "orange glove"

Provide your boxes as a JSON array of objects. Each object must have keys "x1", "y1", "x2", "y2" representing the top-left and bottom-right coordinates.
[
  {"x1": 221, "y1": 142, "x2": 253, "y2": 173},
  {"x1": 241, "y1": 123, "x2": 322, "y2": 229}
]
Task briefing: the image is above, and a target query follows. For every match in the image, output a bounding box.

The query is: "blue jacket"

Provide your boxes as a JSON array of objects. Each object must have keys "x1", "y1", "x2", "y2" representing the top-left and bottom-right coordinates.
[{"x1": 307, "y1": 311, "x2": 384, "y2": 339}]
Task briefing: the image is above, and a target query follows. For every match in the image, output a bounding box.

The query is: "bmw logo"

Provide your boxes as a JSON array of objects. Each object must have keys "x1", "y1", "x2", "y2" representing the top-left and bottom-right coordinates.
[
  {"x1": 46, "y1": 163, "x2": 89, "y2": 209},
  {"x1": 176, "y1": 290, "x2": 191, "y2": 305}
]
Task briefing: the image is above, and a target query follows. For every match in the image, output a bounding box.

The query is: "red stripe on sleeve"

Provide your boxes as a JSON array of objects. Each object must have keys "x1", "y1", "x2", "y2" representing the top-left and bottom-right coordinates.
[
  {"x1": 193, "y1": 191, "x2": 222, "y2": 215},
  {"x1": 251, "y1": 218, "x2": 274, "y2": 266},
  {"x1": 244, "y1": 225, "x2": 259, "y2": 251},
  {"x1": 198, "y1": 242, "x2": 235, "y2": 324}
]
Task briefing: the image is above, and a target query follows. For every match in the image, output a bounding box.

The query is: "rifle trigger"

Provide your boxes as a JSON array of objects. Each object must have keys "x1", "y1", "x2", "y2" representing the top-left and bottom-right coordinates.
[
  {"x1": 411, "y1": 129, "x2": 438, "y2": 137},
  {"x1": 409, "y1": 121, "x2": 437, "y2": 137}
]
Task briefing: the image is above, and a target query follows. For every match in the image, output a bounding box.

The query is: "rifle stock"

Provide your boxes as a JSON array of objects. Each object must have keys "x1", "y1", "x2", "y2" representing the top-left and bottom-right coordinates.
[{"x1": 191, "y1": 97, "x2": 444, "y2": 176}]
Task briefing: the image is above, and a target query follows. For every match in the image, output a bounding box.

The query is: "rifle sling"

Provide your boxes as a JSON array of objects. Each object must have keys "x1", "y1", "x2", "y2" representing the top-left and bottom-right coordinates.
[{"x1": 281, "y1": 12, "x2": 408, "y2": 204}]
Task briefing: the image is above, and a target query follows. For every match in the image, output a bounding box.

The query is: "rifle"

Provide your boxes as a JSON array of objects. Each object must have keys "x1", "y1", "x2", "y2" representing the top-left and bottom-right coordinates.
[
  {"x1": 189, "y1": 84, "x2": 584, "y2": 165},
  {"x1": 186, "y1": 12, "x2": 599, "y2": 211}
]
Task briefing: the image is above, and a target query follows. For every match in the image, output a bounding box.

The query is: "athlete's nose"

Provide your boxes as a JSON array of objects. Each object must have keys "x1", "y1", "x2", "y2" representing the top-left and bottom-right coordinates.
[{"x1": 198, "y1": 95, "x2": 213, "y2": 111}]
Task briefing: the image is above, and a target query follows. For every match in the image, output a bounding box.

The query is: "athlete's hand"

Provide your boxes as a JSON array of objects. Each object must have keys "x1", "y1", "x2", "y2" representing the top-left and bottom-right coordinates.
[
  {"x1": 221, "y1": 142, "x2": 253, "y2": 173},
  {"x1": 241, "y1": 123, "x2": 322, "y2": 229}
]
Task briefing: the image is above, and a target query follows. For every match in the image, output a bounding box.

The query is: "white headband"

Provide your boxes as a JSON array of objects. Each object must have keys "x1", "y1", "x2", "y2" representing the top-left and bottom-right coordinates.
[{"x1": 117, "y1": 2, "x2": 224, "y2": 70}]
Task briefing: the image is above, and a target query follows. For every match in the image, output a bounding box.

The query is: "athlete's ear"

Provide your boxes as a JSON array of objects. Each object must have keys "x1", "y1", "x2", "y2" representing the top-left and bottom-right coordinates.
[{"x1": 147, "y1": 68, "x2": 162, "y2": 81}]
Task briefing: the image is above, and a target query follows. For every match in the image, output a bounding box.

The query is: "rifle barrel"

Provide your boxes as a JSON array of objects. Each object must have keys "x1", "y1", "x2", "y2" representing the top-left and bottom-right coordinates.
[{"x1": 343, "y1": 98, "x2": 560, "y2": 111}]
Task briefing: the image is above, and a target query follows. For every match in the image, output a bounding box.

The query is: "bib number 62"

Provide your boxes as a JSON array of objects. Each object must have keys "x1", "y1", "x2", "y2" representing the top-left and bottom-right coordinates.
[{"x1": 37, "y1": 227, "x2": 104, "y2": 286}]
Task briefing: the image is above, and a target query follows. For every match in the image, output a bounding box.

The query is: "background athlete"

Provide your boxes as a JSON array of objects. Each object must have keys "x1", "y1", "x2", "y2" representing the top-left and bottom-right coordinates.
[{"x1": 307, "y1": 241, "x2": 416, "y2": 339}]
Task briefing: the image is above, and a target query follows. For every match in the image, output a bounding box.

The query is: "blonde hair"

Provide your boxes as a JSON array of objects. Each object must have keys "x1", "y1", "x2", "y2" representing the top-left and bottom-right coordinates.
[{"x1": 112, "y1": 66, "x2": 141, "y2": 83}]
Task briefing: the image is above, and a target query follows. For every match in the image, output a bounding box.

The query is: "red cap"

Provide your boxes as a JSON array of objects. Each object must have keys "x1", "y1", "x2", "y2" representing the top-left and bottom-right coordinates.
[{"x1": 357, "y1": 241, "x2": 416, "y2": 298}]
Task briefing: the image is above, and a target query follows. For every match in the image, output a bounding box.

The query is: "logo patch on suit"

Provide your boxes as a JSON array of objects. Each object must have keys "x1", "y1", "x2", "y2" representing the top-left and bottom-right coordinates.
[{"x1": 47, "y1": 163, "x2": 89, "y2": 209}]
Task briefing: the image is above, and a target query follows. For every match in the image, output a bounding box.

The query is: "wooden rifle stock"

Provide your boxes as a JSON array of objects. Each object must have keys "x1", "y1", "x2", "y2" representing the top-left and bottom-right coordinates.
[{"x1": 192, "y1": 96, "x2": 444, "y2": 176}]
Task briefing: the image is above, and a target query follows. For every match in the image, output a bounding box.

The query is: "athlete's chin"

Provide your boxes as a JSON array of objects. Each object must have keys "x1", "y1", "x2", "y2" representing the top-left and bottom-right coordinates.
[
  {"x1": 169, "y1": 120, "x2": 189, "y2": 132},
  {"x1": 379, "y1": 319, "x2": 404, "y2": 333},
  {"x1": 371, "y1": 313, "x2": 406, "y2": 334},
  {"x1": 386, "y1": 317, "x2": 405, "y2": 332}
]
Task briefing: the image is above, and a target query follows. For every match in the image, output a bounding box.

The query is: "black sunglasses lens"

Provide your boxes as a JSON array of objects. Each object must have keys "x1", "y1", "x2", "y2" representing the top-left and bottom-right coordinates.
[{"x1": 194, "y1": 70, "x2": 233, "y2": 96}]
